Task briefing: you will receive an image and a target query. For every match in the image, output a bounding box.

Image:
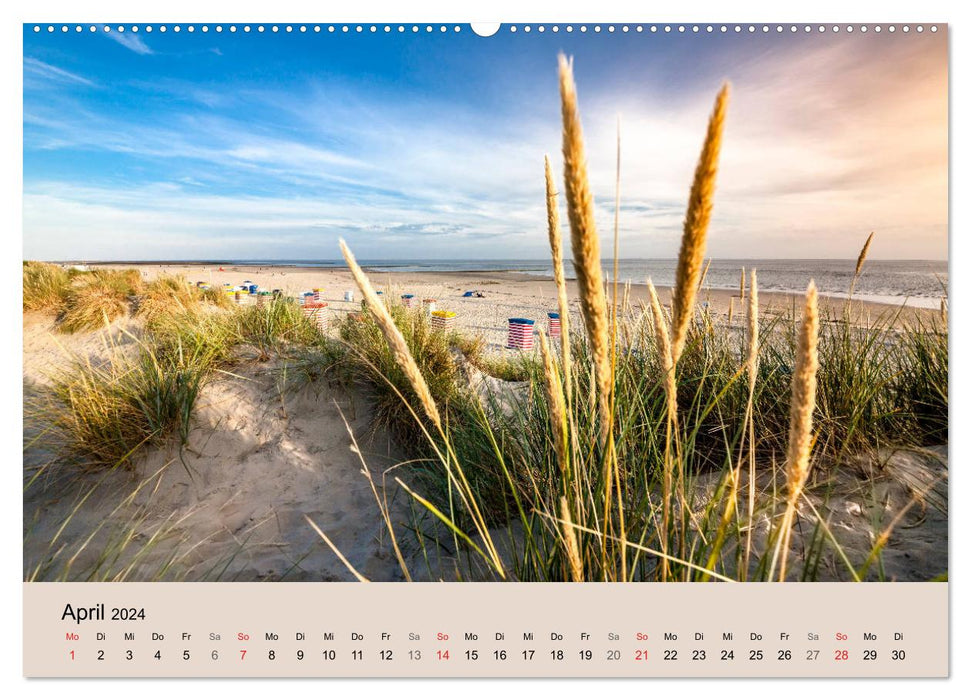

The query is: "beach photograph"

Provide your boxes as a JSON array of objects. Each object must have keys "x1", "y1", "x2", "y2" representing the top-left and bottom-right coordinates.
[{"x1": 23, "y1": 24, "x2": 947, "y2": 583}]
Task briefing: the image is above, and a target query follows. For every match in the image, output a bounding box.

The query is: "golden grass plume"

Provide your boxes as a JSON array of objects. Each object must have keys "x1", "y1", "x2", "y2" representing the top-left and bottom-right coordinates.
[
  {"x1": 648, "y1": 278, "x2": 677, "y2": 580},
  {"x1": 670, "y1": 83, "x2": 730, "y2": 364},
  {"x1": 697, "y1": 258, "x2": 712, "y2": 291},
  {"x1": 775, "y1": 280, "x2": 819, "y2": 580},
  {"x1": 558, "y1": 54, "x2": 611, "y2": 438},
  {"x1": 741, "y1": 268, "x2": 760, "y2": 577},
  {"x1": 855, "y1": 231, "x2": 875, "y2": 278},
  {"x1": 746, "y1": 268, "x2": 760, "y2": 393},
  {"x1": 848, "y1": 231, "x2": 875, "y2": 302},
  {"x1": 539, "y1": 330, "x2": 569, "y2": 474},
  {"x1": 786, "y1": 280, "x2": 819, "y2": 495},
  {"x1": 544, "y1": 154, "x2": 573, "y2": 405},
  {"x1": 647, "y1": 280, "x2": 677, "y2": 419}
]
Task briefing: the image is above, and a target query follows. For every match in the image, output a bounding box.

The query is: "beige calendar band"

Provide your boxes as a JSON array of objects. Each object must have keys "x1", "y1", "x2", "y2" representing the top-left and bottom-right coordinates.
[{"x1": 23, "y1": 582, "x2": 947, "y2": 678}]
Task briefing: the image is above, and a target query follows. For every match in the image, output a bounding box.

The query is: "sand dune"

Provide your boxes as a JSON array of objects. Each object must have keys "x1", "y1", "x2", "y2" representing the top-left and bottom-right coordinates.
[{"x1": 24, "y1": 315, "x2": 418, "y2": 581}]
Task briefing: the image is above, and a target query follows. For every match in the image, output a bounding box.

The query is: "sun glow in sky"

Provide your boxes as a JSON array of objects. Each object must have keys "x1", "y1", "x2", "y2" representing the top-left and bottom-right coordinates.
[{"x1": 22, "y1": 25, "x2": 948, "y2": 261}]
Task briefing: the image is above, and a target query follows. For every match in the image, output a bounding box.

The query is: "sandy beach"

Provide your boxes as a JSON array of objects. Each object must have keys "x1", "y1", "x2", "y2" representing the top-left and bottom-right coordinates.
[{"x1": 92, "y1": 263, "x2": 939, "y2": 351}]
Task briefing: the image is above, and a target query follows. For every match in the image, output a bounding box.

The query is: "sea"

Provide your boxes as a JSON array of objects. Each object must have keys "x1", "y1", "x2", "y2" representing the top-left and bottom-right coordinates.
[{"x1": 198, "y1": 258, "x2": 948, "y2": 309}]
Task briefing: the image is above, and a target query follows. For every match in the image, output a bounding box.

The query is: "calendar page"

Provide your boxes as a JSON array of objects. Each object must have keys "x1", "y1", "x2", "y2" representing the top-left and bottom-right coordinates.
[{"x1": 20, "y1": 15, "x2": 949, "y2": 682}]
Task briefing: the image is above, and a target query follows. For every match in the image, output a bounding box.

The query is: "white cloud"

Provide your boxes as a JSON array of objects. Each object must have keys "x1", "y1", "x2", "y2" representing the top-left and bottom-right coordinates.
[{"x1": 105, "y1": 31, "x2": 153, "y2": 55}]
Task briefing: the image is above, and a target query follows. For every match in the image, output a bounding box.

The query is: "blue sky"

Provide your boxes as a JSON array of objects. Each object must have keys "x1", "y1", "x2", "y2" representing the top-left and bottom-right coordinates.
[{"x1": 23, "y1": 24, "x2": 948, "y2": 260}]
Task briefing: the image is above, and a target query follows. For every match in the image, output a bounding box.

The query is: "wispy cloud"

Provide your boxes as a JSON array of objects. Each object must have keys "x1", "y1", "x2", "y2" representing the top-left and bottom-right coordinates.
[
  {"x1": 105, "y1": 31, "x2": 153, "y2": 55},
  {"x1": 22, "y1": 180, "x2": 540, "y2": 260},
  {"x1": 23, "y1": 58, "x2": 96, "y2": 87}
]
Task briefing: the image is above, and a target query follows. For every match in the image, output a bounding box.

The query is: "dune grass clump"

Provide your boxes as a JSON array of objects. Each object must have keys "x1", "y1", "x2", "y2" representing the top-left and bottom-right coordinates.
[
  {"x1": 892, "y1": 317, "x2": 948, "y2": 444},
  {"x1": 59, "y1": 280, "x2": 133, "y2": 333},
  {"x1": 31, "y1": 287, "x2": 363, "y2": 473},
  {"x1": 23, "y1": 261, "x2": 72, "y2": 313},
  {"x1": 332, "y1": 290, "x2": 459, "y2": 437},
  {"x1": 37, "y1": 337, "x2": 212, "y2": 470},
  {"x1": 146, "y1": 307, "x2": 239, "y2": 370},
  {"x1": 136, "y1": 273, "x2": 237, "y2": 319},
  {"x1": 235, "y1": 296, "x2": 321, "y2": 359},
  {"x1": 136, "y1": 276, "x2": 205, "y2": 322},
  {"x1": 201, "y1": 285, "x2": 234, "y2": 309},
  {"x1": 43, "y1": 268, "x2": 144, "y2": 333},
  {"x1": 35, "y1": 301, "x2": 241, "y2": 472},
  {"x1": 22, "y1": 264, "x2": 239, "y2": 333},
  {"x1": 90, "y1": 268, "x2": 145, "y2": 295}
]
